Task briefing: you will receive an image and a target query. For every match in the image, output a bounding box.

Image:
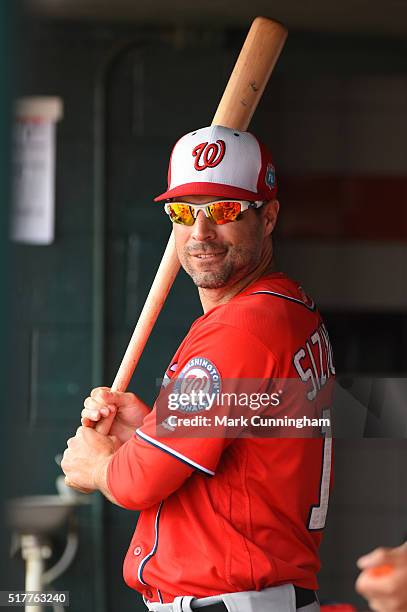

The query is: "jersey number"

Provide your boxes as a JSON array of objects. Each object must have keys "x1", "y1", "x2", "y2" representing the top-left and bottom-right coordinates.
[{"x1": 308, "y1": 408, "x2": 332, "y2": 530}]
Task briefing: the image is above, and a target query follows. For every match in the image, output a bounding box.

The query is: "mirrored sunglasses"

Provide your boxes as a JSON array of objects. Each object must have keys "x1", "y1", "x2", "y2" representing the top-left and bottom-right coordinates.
[{"x1": 164, "y1": 200, "x2": 264, "y2": 226}]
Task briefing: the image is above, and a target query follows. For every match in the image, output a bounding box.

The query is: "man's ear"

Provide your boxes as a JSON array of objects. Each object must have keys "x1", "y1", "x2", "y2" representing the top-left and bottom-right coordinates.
[{"x1": 263, "y1": 200, "x2": 280, "y2": 237}]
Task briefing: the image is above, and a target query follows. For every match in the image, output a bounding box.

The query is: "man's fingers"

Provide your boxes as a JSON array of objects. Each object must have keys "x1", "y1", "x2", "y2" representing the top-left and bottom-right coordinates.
[
  {"x1": 83, "y1": 398, "x2": 115, "y2": 421},
  {"x1": 81, "y1": 407, "x2": 116, "y2": 422},
  {"x1": 84, "y1": 397, "x2": 97, "y2": 410},
  {"x1": 84, "y1": 396, "x2": 110, "y2": 413},
  {"x1": 357, "y1": 547, "x2": 391, "y2": 569},
  {"x1": 356, "y1": 568, "x2": 397, "y2": 599},
  {"x1": 90, "y1": 386, "x2": 111, "y2": 398},
  {"x1": 90, "y1": 387, "x2": 117, "y2": 404},
  {"x1": 81, "y1": 417, "x2": 94, "y2": 428},
  {"x1": 366, "y1": 599, "x2": 382, "y2": 612},
  {"x1": 82, "y1": 404, "x2": 102, "y2": 421},
  {"x1": 89, "y1": 387, "x2": 136, "y2": 406}
]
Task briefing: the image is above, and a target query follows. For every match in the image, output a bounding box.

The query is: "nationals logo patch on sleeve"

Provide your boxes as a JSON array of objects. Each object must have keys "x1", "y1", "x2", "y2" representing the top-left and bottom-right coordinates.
[{"x1": 173, "y1": 357, "x2": 222, "y2": 412}]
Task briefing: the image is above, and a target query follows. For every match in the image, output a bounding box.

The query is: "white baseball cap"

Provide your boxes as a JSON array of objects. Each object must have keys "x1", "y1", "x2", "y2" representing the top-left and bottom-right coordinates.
[{"x1": 154, "y1": 125, "x2": 277, "y2": 202}]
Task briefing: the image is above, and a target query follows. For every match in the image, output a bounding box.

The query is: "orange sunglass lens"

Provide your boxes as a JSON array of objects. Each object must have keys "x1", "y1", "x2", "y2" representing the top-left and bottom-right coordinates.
[
  {"x1": 209, "y1": 201, "x2": 241, "y2": 225},
  {"x1": 168, "y1": 204, "x2": 194, "y2": 225}
]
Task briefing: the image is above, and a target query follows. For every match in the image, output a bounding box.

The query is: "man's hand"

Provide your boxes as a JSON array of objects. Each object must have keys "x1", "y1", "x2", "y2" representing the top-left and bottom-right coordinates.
[
  {"x1": 81, "y1": 387, "x2": 150, "y2": 445},
  {"x1": 355, "y1": 543, "x2": 407, "y2": 611},
  {"x1": 61, "y1": 426, "x2": 120, "y2": 493}
]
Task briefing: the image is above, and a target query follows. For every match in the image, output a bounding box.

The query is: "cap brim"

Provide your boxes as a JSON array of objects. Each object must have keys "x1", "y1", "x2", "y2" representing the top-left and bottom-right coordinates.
[{"x1": 154, "y1": 182, "x2": 269, "y2": 202}]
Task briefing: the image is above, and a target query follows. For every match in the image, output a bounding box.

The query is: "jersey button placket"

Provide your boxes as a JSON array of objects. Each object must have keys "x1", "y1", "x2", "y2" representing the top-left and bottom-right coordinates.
[{"x1": 134, "y1": 546, "x2": 142, "y2": 556}]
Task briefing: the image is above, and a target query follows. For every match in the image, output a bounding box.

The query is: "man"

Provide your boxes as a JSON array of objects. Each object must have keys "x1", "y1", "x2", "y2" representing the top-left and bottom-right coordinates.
[
  {"x1": 355, "y1": 543, "x2": 407, "y2": 612},
  {"x1": 62, "y1": 125, "x2": 335, "y2": 612}
]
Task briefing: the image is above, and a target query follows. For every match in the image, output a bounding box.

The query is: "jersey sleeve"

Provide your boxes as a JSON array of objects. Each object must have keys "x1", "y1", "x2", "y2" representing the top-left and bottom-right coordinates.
[
  {"x1": 107, "y1": 323, "x2": 278, "y2": 510},
  {"x1": 107, "y1": 433, "x2": 196, "y2": 510}
]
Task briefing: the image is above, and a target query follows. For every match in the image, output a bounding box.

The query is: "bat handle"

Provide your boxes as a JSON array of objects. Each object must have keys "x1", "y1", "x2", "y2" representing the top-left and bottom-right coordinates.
[
  {"x1": 92, "y1": 232, "x2": 179, "y2": 437},
  {"x1": 93, "y1": 406, "x2": 117, "y2": 436}
]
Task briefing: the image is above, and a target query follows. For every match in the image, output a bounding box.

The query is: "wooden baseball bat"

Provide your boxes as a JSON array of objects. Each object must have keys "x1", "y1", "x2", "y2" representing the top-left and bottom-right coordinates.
[{"x1": 96, "y1": 16, "x2": 287, "y2": 436}]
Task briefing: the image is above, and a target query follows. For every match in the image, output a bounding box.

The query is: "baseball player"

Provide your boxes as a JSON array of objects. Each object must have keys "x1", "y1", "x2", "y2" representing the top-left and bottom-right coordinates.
[{"x1": 62, "y1": 125, "x2": 335, "y2": 612}]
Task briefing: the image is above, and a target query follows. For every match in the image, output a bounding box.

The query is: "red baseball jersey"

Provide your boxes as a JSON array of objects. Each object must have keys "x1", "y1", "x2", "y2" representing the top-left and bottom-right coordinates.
[{"x1": 108, "y1": 272, "x2": 335, "y2": 604}]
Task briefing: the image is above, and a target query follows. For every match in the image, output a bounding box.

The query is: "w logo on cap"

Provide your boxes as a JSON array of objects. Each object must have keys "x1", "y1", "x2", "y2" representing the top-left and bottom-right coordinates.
[{"x1": 192, "y1": 140, "x2": 226, "y2": 171}]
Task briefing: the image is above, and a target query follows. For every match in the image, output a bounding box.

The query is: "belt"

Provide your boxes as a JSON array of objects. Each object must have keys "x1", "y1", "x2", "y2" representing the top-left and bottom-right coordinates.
[{"x1": 190, "y1": 587, "x2": 316, "y2": 611}]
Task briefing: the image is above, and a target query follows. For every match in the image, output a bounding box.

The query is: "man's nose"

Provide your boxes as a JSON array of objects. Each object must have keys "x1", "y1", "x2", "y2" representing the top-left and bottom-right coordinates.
[{"x1": 191, "y1": 210, "x2": 217, "y2": 241}]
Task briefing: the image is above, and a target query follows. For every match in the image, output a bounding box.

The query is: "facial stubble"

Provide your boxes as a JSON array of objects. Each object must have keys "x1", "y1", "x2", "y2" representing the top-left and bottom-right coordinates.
[{"x1": 181, "y1": 242, "x2": 263, "y2": 289}]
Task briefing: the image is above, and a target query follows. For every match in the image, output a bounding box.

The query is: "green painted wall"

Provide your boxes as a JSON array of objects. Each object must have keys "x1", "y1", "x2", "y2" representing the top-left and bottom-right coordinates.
[{"x1": 1, "y1": 0, "x2": 18, "y2": 591}]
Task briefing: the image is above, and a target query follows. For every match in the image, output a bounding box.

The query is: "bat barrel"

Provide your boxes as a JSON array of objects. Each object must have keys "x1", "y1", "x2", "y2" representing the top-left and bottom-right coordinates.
[{"x1": 212, "y1": 17, "x2": 287, "y2": 131}]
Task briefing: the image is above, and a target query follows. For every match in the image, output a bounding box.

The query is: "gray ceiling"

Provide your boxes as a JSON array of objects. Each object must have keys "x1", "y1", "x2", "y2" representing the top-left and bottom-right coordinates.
[{"x1": 26, "y1": 0, "x2": 407, "y2": 37}]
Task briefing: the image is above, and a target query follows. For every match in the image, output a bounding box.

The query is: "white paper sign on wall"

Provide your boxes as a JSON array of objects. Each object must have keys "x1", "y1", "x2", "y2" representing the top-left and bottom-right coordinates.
[{"x1": 11, "y1": 97, "x2": 63, "y2": 245}]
